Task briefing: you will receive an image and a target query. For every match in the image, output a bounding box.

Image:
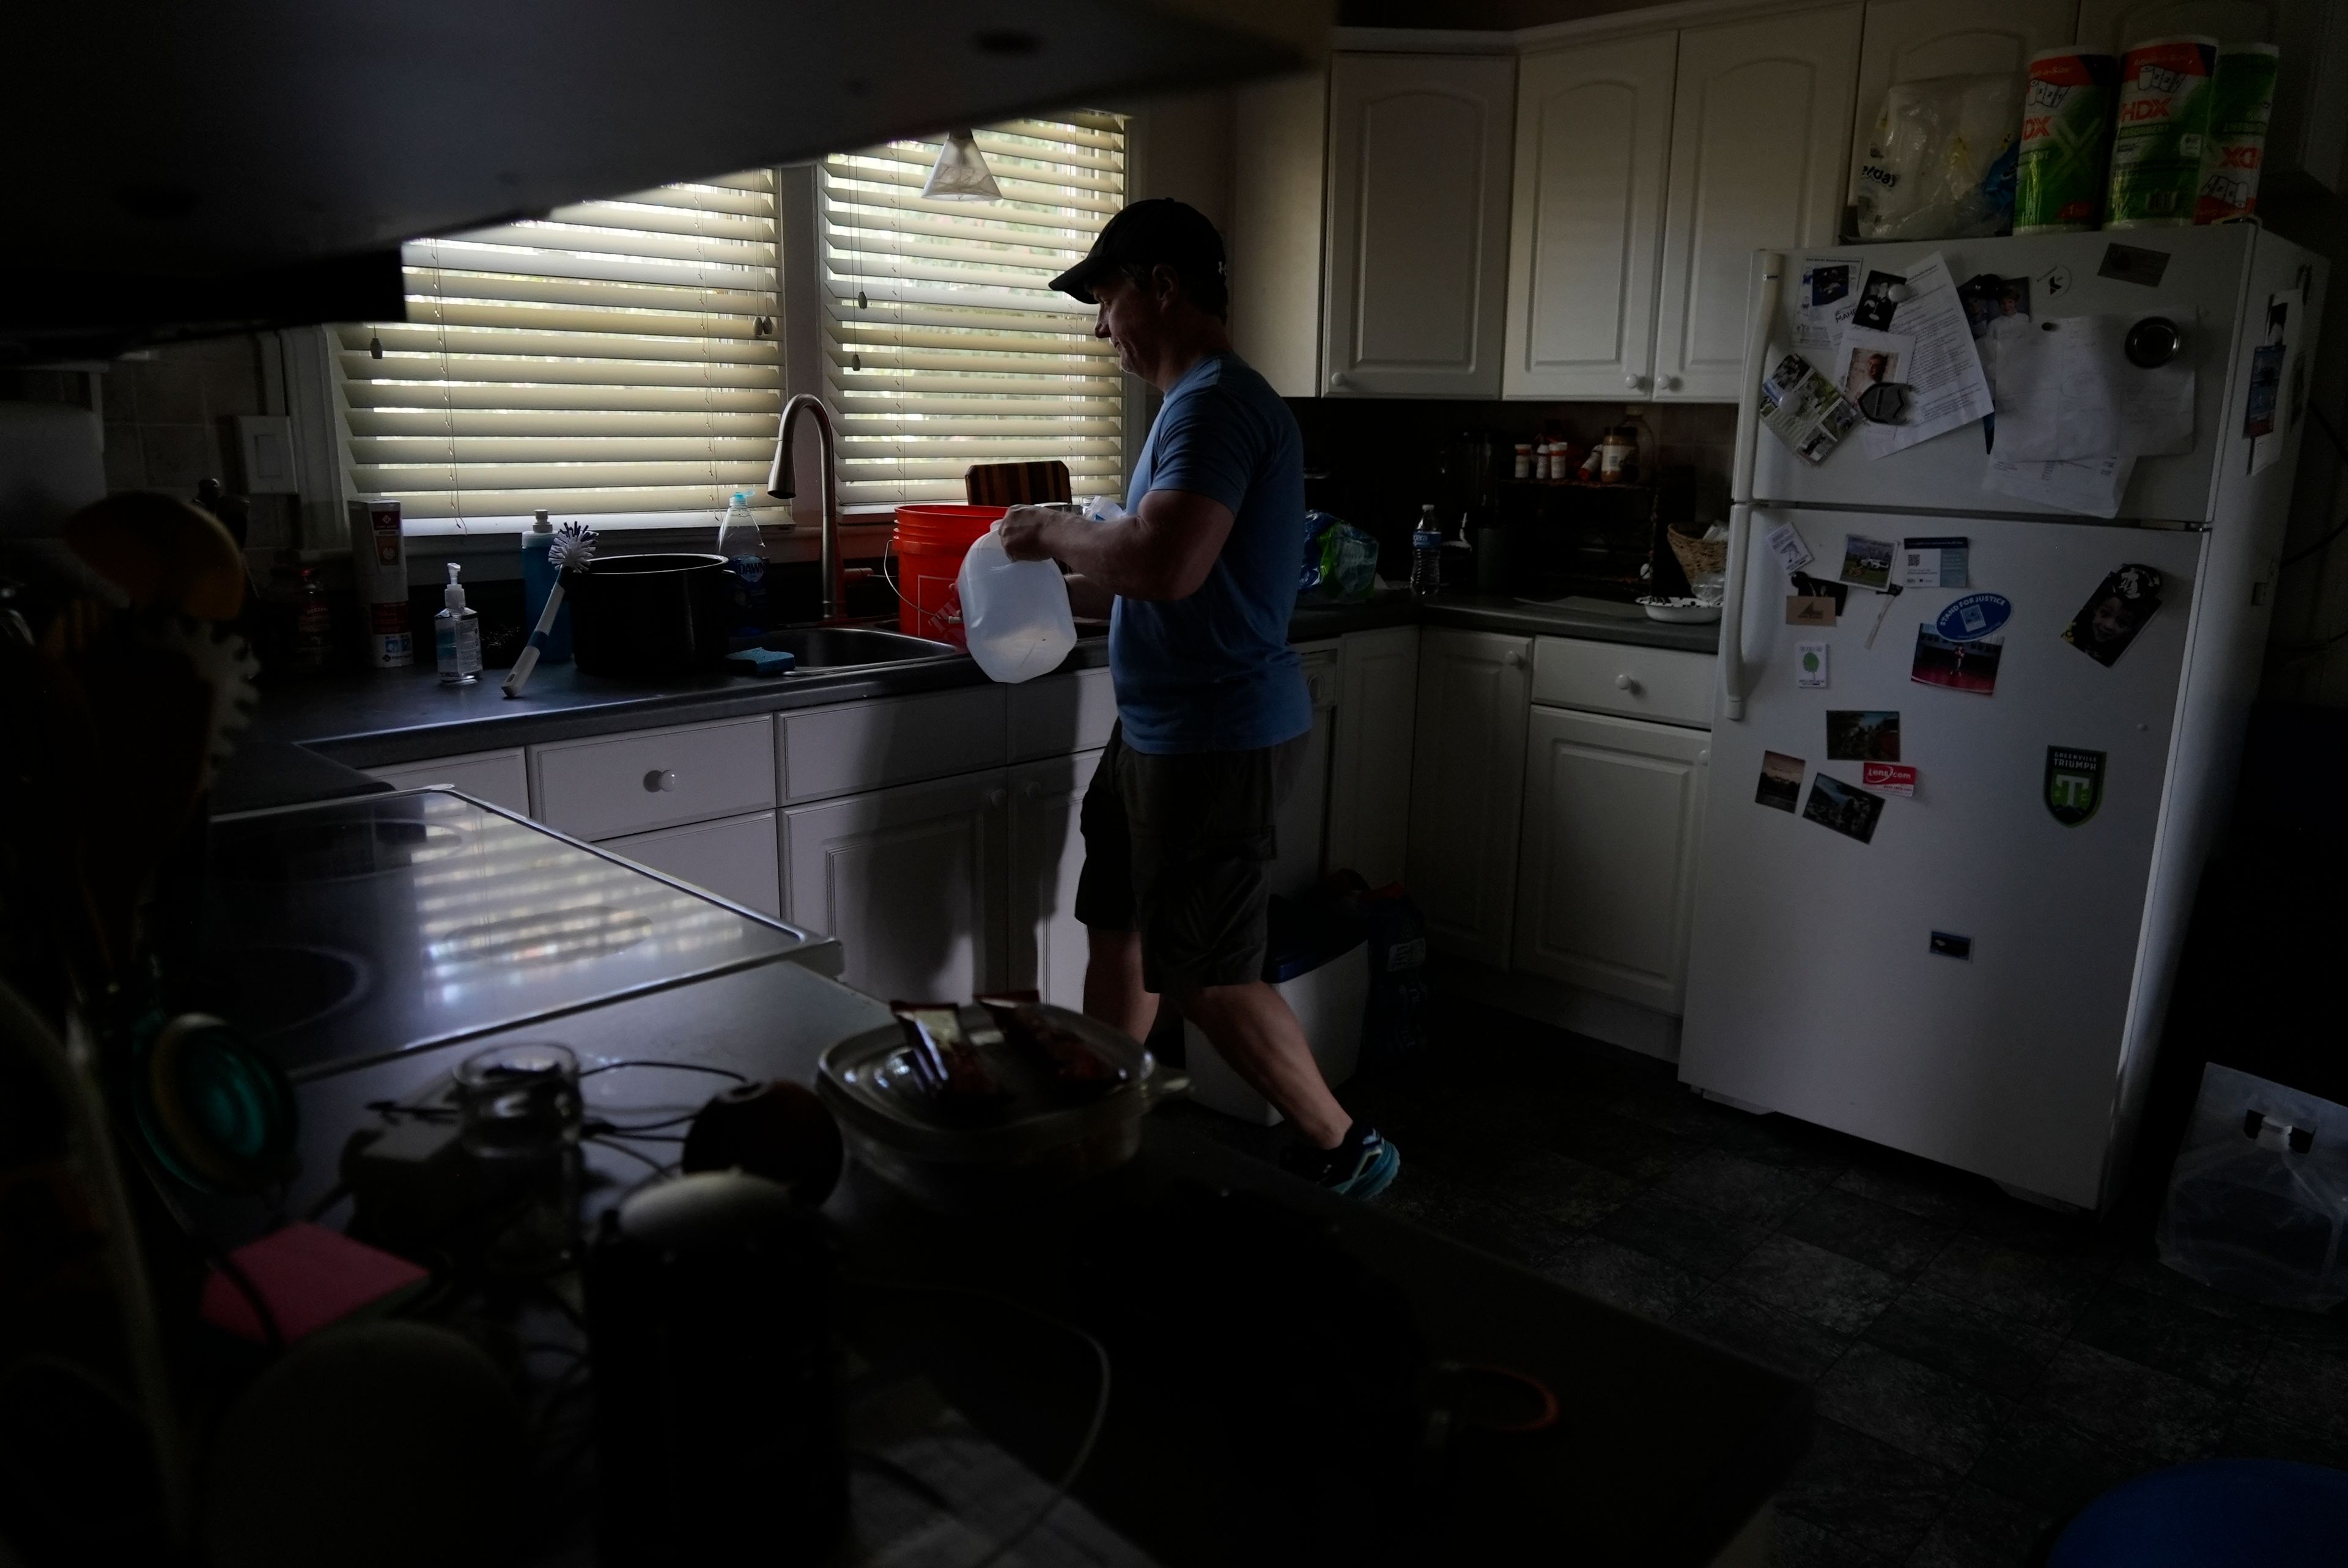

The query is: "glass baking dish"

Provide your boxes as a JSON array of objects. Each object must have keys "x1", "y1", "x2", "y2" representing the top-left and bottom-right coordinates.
[{"x1": 816, "y1": 1006, "x2": 1184, "y2": 1212}]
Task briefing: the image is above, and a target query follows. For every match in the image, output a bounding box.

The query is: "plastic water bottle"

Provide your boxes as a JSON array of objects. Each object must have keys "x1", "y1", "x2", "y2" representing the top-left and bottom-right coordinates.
[
  {"x1": 717, "y1": 491, "x2": 769, "y2": 638},
  {"x1": 1409, "y1": 504, "x2": 1443, "y2": 598},
  {"x1": 520, "y1": 510, "x2": 573, "y2": 664}
]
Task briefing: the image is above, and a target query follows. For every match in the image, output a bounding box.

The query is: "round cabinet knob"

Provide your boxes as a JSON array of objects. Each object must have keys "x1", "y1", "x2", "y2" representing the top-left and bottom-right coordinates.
[
  {"x1": 985, "y1": 787, "x2": 1008, "y2": 809},
  {"x1": 643, "y1": 769, "x2": 677, "y2": 793},
  {"x1": 1698, "y1": 749, "x2": 1710, "y2": 766},
  {"x1": 1615, "y1": 674, "x2": 1639, "y2": 693},
  {"x1": 1623, "y1": 372, "x2": 1646, "y2": 391},
  {"x1": 1662, "y1": 375, "x2": 1682, "y2": 392},
  {"x1": 1329, "y1": 371, "x2": 1354, "y2": 391},
  {"x1": 1504, "y1": 650, "x2": 1528, "y2": 669},
  {"x1": 1021, "y1": 781, "x2": 1043, "y2": 801}
]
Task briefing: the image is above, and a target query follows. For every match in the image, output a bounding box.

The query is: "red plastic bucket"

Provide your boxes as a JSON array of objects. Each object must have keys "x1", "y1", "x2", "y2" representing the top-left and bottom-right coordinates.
[{"x1": 890, "y1": 503, "x2": 1004, "y2": 644}]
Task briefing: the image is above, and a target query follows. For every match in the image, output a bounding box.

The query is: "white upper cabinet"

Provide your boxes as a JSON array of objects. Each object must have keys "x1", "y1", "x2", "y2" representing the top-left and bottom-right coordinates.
[
  {"x1": 1230, "y1": 71, "x2": 1331, "y2": 398},
  {"x1": 1653, "y1": 4, "x2": 1863, "y2": 400},
  {"x1": 1323, "y1": 53, "x2": 1517, "y2": 397},
  {"x1": 1848, "y1": 2, "x2": 2083, "y2": 207},
  {"x1": 2075, "y1": 1, "x2": 2279, "y2": 50},
  {"x1": 1503, "y1": 33, "x2": 1679, "y2": 399}
]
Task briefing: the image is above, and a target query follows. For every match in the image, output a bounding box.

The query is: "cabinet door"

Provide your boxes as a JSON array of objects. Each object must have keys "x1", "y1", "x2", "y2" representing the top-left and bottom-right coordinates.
[
  {"x1": 1326, "y1": 626, "x2": 1420, "y2": 888},
  {"x1": 782, "y1": 771, "x2": 1009, "y2": 1003},
  {"x1": 1850, "y1": 2, "x2": 2081, "y2": 205},
  {"x1": 1008, "y1": 749, "x2": 1103, "y2": 1010},
  {"x1": 2075, "y1": 1, "x2": 2280, "y2": 51},
  {"x1": 1654, "y1": 4, "x2": 1863, "y2": 400},
  {"x1": 1231, "y1": 70, "x2": 1331, "y2": 398},
  {"x1": 1515, "y1": 709, "x2": 1708, "y2": 1015},
  {"x1": 1504, "y1": 33, "x2": 1679, "y2": 399},
  {"x1": 1268, "y1": 648, "x2": 1339, "y2": 900},
  {"x1": 1405, "y1": 630, "x2": 1533, "y2": 966},
  {"x1": 600, "y1": 811, "x2": 781, "y2": 919},
  {"x1": 1323, "y1": 53, "x2": 1517, "y2": 397}
]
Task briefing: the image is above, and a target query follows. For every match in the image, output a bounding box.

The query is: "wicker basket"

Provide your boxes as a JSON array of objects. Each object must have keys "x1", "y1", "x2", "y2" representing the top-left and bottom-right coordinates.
[{"x1": 1667, "y1": 522, "x2": 1728, "y2": 583}]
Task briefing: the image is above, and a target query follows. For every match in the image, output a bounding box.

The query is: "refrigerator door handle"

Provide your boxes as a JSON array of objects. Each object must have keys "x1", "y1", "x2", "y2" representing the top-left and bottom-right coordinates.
[{"x1": 1721, "y1": 249, "x2": 1786, "y2": 723}]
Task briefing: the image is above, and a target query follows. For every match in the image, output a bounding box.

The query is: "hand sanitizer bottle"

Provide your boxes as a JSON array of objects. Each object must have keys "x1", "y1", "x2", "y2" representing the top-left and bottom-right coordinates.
[{"x1": 437, "y1": 562, "x2": 481, "y2": 684}]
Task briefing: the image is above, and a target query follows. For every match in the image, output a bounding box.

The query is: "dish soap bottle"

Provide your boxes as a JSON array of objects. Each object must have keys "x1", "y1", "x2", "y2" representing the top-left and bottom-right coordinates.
[
  {"x1": 520, "y1": 510, "x2": 574, "y2": 664},
  {"x1": 717, "y1": 491, "x2": 769, "y2": 639},
  {"x1": 437, "y1": 562, "x2": 481, "y2": 685}
]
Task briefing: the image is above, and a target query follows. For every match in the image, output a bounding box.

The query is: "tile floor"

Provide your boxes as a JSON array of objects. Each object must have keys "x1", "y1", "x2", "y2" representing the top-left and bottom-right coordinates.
[{"x1": 1159, "y1": 999, "x2": 2348, "y2": 1567}]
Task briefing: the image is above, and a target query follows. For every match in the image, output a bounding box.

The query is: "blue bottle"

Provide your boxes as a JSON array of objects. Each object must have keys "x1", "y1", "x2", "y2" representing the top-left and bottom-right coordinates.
[{"x1": 521, "y1": 510, "x2": 574, "y2": 664}]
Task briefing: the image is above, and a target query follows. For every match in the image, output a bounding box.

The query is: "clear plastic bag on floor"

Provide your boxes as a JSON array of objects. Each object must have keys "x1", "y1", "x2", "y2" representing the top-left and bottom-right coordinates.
[{"x1": 2158, "y1": 1063, "x2": 2348, "y2": 1311}]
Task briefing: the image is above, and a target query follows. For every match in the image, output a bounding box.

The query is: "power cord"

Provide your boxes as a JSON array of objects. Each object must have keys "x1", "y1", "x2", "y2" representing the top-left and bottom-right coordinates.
[{"x1": 845, "y1": 1275, "x2": 1113, "y2": 1568}]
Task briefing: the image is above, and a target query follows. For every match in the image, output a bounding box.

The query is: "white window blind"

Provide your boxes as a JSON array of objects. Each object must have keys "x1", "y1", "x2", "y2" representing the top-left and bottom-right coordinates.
[
  {"x1": 819, "y1": 115, "x2": 1126, "y2": 508},
  {"x1": 338, "y1": 170, "x2": 783, "y2": 531}
]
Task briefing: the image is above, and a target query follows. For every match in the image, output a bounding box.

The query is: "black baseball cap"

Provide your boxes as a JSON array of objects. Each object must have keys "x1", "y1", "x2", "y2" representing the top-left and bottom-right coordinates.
[{"x1": 1049, "y1": 197, "x2": 1227, "y2": 305}]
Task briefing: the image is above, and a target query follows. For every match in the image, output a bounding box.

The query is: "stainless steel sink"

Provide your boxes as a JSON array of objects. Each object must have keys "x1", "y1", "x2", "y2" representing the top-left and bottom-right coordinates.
[{"x1": 760, "y1": 625, "x2": 958, "y2": 669}]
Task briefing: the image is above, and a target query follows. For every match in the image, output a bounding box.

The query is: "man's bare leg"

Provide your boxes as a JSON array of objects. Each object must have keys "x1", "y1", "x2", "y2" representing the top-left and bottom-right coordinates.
[
  {"x1": 1083, "y1": 926, "x2": 1160, "y2": 1045},
  {"x1": 1178, "y1": 980, "x2": 1351, "y2": 1149}
]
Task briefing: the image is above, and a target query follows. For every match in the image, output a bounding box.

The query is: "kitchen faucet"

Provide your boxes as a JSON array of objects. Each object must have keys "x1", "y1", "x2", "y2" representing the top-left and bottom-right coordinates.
[{"x1": 765, "y1": 394, "x2": 847, "y2": 624}]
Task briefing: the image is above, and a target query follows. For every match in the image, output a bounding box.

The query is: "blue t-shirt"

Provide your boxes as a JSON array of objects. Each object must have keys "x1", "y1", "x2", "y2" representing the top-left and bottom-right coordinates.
[{"x1": 1109, "y1": 353, "x2": 1310, "y2": 755}]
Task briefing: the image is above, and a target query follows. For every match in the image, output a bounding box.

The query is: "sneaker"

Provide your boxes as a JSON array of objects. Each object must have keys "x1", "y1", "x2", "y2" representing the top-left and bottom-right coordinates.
[{"x1": 1280, "y1": 1125, "x2": 1401, "y2": 1201}]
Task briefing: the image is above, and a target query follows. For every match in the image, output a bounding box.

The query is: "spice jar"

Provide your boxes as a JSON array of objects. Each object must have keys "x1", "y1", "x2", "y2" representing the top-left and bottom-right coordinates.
[
  {"x1": 1598, "y1": 427, "x2": 1637, "y2": 484},
  {"x1": 1512, "y1": 443, "x2": 1533, "y2": 480}
]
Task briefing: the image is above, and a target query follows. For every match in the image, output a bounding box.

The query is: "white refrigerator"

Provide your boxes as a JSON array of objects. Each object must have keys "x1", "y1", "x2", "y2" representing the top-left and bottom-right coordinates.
[{"x1": 1679, "y1": 226, "x2": 2325, "y2": 1211}]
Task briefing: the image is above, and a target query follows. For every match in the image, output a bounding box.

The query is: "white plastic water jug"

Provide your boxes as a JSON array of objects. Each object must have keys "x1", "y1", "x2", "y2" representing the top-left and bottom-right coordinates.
[{"x1": 956, "y1": 524, "x2": 1077, "y2": 684}]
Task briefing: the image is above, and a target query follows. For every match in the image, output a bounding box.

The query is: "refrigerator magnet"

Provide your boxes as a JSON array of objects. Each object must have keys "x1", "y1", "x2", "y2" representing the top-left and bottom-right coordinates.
[
  {"x1": 1929, "y1": 931, "x2": 1973, "y2": 960},
  {"x1": 1802, "y1": 774, "x2": 1886, "y2": 844},
  {"x1": 1826, "y1": 710, "x2": 1900, "y2": 761},
  {"x1": 1787, "y1": 594, "x2": 1838, "y2": 627},
  {"x1": 2046, "y1": 747, "x2": 2106, "y2": 826},
  {"x1": 1795, "y1": 641, "x2": 1829, "y2": 688},
  {"x1": 1899, "y1": 536, "x2": 1970, "y2": 589},
  {"x1": 1863, "y1": 762, "x2": 1918, "y2": 797},
  {"x1": 1912, "y1": 626, "x2": 2003, "y2": 696},
  {"x1": 1765, "y1": 521, "x2": 1815, "y2": 575},
  {"x1": 2062, "y1": 565, "x2": 2163, "y2": 667},
  {"x1": 1839, "y1": 534, "x2": 1896, "y2": 589},
  {"x1": 1756, "y1": 752, "x2": 1804, "y2": 812},
  {"x1": 1935, "y1": 593, "x2": 2012, "y2": 642}
]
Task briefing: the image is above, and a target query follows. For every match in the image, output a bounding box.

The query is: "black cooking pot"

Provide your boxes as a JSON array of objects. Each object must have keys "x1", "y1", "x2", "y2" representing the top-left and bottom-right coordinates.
[{"x1": 569, "y1": 553, "x2": 733, "y2": 677}]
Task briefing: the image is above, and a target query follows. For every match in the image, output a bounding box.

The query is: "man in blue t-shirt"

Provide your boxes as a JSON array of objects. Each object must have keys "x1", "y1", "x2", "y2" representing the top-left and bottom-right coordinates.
[{"x1": 999, "y1": 199, "x2": 1398, "y2": 1200}]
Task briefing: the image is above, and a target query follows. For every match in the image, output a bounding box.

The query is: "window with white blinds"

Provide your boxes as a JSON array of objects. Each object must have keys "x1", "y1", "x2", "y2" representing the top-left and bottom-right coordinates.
[
  {"x1": 338, "y1": 171, "x2": 784, "y2": 530},
  {"x1": 819, "y1": 115, "x2": 1126, "y2": 508}
]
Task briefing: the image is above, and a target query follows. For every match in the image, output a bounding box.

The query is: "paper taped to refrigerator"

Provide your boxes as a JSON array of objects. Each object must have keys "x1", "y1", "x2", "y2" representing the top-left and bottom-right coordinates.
[
  {"x1": 1795, "y1": 259, "x2": 1863, "y2": 353},
  {"x1": 1992, "y1": 314, "x2": 2195, "y2": 460},
  {"x1": 1982, "y1": 453, "x2": 2136, "y2": 518}
]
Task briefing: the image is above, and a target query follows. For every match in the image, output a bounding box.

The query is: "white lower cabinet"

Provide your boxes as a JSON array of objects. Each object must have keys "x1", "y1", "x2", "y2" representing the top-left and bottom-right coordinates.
[
  {"x1": 366, "y1": 748, "x2": 531, "y2": 816},
  {"x1": 1269, "y1": 647, "x2": 1340, "y2": 901},
  {"x1": 1513, "y1": 708, "x2": 1709, "y2": 1015},
  {"x1": 1326, "y1": 626, "x2": 1420, "y2": 888},
  {"x1": 1407, "y1": 629, "x2": 1534, "y2": 966},
  {"x1": 782, "y1": 770, "x2": 1011, "y2": 1003},
  {"x1": 1008, "y1": 749, "x2": 1104, "y2": 1010},
  {"x1": 600, "y1": 811, "x2": 781, "y2": 919}
]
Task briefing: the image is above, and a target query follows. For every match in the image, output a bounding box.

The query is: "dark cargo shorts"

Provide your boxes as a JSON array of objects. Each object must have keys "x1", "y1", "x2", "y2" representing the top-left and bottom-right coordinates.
[{"x1": 1073, "y1": 723, "x2": 1309, "y2": 993}]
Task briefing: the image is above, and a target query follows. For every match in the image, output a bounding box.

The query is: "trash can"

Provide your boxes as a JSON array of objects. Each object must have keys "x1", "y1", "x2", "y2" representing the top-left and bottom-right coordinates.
[{"x1": 1183, "y1": 897, "x2": 1367, "y2": 1127}]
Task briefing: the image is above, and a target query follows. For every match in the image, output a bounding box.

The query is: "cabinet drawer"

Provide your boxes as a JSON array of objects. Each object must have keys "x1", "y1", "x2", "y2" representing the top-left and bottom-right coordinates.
[
  {"x1": 1008, "y1": 666, "x2": 1117, "y2": 760},
  {"x1": 366, "y1": 748, "x2": 530, "y2": 816},
  {"x1": 531, "y1": 716, "x2": 777, "y2": 841},
  {"x1": 781, "y1": 686, "x2": 1006, "y2": 803},
  {"x1": 1532, "y1": 639, "x2": 1715, "y2": 729},
  {"x1": 600, "y1": 811, "x2": 780, "y2": 919}
]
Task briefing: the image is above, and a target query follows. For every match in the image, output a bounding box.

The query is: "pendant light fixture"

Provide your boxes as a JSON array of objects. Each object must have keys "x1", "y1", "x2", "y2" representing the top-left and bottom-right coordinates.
[{"x1": 921, "y1": 130, "x2": 1001, "y2": 201}]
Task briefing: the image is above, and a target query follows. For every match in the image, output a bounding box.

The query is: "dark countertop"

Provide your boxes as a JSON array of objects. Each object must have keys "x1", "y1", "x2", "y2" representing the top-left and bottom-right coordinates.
[
  {"x1": 270, "y1": 955, "x2": 1802, "y2": 1567},
  {"x1": 216, "y1": 591, "x2": 1720, "y2": 811}
]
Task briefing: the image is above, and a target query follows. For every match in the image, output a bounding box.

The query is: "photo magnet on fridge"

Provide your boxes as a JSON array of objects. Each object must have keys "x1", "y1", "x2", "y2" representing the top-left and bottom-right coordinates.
[
  {"x1": 1839, "y1": 535, "x2": 1895, "y2": 590},
  {"x1": 2045, "y1": 747, "x2": 2106, "y2": 826},
  {"x1": 1756, "y1": 751, "x2": 1805, "y2": 812},
  {"x1": 1826, "y1": 710, "x2": 1900, "y2": 761},
  {"x1": 1852, "y1": 270, "x2": 1907, "y2": 330},
  {"x1": 1863, "y1": 762, "x2": 1918, "y2": 797},
  {"x1": 2063, "y1": 565, "x2": 2164, "y2": 668},
  {"x1": 1803, "y1": 774, "x2": 1886, "y2": 844},
  {"x1": 1911, "y1": 627, "x2": 2003, "y2": 696},
  {"x1": 1795, "y1": 641, "x2": 1829, "y2": 689}
]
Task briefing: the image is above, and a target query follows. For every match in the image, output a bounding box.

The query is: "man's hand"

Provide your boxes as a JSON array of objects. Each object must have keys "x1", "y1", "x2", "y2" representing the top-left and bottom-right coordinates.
[{"x1": 997, "y1": 504, "x2": 1065, "y2": 563}]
